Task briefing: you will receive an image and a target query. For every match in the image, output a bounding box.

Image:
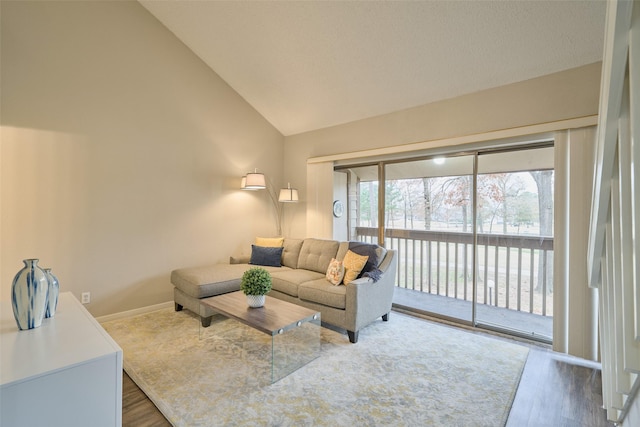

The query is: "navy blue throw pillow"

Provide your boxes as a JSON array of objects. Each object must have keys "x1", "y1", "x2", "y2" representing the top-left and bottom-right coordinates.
[{"x1": 249, "y1": 245, "x2": 283, "y2": 267}]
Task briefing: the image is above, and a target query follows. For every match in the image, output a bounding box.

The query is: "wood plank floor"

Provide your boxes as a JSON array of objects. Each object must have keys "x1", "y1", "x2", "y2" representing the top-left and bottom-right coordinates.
[
  {"x1": 122, "y1": 373, "x2": 171, "y2": 427},
  {"x1": 507, "y1": 348, "x2": 613, "y2": 427},
  {"x1": 122, "y1": 320, "x2": 613, "y2": 427}
]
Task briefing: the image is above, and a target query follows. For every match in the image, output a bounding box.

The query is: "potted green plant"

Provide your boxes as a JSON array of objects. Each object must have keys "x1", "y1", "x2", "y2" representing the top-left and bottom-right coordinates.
[{"x1": 240, "y1": 267, "x2": 272, "y2": 308}]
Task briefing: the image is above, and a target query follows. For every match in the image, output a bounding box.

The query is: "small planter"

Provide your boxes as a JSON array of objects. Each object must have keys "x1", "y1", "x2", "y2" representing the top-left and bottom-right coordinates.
[
  {"x1": 246, "y1": 294, "x2": 266, "y2": 308},
  {"x1": 241, "y1": 267, "x2": 272, "y2": 308}
]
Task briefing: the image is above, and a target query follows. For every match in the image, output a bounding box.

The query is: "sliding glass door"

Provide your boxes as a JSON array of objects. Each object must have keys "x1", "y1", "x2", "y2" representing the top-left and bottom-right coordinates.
[
  {"x1": 334, "y1": 143, "x2": 554, "y2": 342},
  {"x1": 334, "y1": 164, "x2": 380, "y2": 245},
  {"x1": 384, "y1": 155, "x2": 475, "y2": 323},
  {"x1": 474, "y1": 147, "x2": 554, "y2": 340}
]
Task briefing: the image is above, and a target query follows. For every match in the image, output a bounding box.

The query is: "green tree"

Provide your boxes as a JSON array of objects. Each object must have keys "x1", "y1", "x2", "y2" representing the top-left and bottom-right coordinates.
[
  {"x1": 385, "y1": 181, "x2": 404, "y2": 228},
  {"x1": 358, "y1": 180, "x2": 378, "y2": 227},
  {"x1": 530, "y1": 170, "x2": 554, "y2": 294}
]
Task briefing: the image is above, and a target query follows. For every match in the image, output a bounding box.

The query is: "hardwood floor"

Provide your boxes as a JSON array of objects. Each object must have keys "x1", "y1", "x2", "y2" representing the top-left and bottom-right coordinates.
[
  {"x1": 507, "y1": 348, "x2": 613, "y2": 427},
  {"x1": 122, "y1": 329, "x2": 613, "y2": 427},
  {"x1": 122, "y1": 373, "x2": 171, "y2": 427}
]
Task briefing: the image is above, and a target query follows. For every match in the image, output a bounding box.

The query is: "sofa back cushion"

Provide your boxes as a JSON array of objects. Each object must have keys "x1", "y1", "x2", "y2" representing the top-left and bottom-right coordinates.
[
  {"x1": 297, "y1": 238, "x2": 340, "y2": 274},
  {"x1": 249, "y1": 245, "x2": 283, "y2": 267},
  {"x1": 282, "y1": 238, "x2": 304, "y2": 269},
  {"x1": 255, "y1": 236, "x2": 284, "y2": 247}
]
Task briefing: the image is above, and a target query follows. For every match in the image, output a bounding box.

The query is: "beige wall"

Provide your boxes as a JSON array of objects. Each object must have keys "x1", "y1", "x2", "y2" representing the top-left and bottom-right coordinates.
[
  {"x1": 0, "y1": 1, "x2": 602, "y2": 317},
  {"x1": 284, "y1": 62, "x2": 601, "y2": 237},
  {"x1": 0, "y1": 1, "x2": 284, "y2": 316}
]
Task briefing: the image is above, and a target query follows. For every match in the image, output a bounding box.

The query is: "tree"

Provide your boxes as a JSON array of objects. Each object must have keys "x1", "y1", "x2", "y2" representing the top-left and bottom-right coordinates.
[
  {"x1": 385, "y1": 181, "x2": 403, "y2": 228},
  {"x1": 421, "y1": 177, "x2": 447, "y2": 230},
  {"x1": 477, "y1": 174, "x2": 505, "y2": 233},
  {"x1": 358, "y1": 180, "x2": 378, "y2": 227},
  {"x1": 474, "y1": 173, "x2": 529, "y2": 234},
  {"x1": 511, "y1": 192, "x2": 538, "y2": 233},
  {"x1": 442, "y1": 175, "x2": 473, "y2": 231},
  {"x1": 530, "y1": 170, "x2": 554, "y2": 294},
  {"x1": 422, "y1": 178, "x2": 432, "y2": 230},
  {"x1": 368, "y1": 181, "x2": 378, "y2": 228}
]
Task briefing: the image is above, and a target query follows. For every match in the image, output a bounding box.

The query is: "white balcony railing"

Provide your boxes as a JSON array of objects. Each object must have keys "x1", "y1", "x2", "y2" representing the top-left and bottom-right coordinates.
[{"x1": 356, "y1": 227, "x2": 554, "y2": 317}]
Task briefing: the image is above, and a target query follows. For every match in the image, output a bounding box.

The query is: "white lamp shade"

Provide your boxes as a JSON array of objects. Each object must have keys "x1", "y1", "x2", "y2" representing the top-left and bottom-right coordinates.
[
  {"x1": 243, "y1": 172, "x2": 266, "y2": 190},
  {"x1": 278, "y1": 187, "x2": 299, "y2": 202}
]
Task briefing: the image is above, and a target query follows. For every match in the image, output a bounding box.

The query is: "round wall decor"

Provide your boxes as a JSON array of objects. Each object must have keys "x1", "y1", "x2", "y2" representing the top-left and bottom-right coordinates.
[{"x1": 333, "y1": 200, "x2": 344, "y2": 218}]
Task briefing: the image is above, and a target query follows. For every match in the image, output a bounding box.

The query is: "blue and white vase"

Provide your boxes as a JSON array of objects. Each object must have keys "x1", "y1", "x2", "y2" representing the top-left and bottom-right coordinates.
[
  {"x1": 11, "y1": 259, "x2": 49, "y2": 330},
  {"x1": 43, "y1": 268, "x2": 60, "y2": 318}
]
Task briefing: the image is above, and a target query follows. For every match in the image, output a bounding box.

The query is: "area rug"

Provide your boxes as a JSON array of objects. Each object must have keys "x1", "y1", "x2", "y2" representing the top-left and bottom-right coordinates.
[{"x1": 102, "y1": 308, "x2": 528, "y2": 426}]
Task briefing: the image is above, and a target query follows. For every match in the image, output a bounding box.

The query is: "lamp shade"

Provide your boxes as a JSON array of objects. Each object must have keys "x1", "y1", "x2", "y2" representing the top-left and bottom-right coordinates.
[
  {"x1": 243, "y1": 171, "x2": 266, "y2": 190},
  {"x1": 278, "y1": 183, "x2": 299, "y2": 202}
]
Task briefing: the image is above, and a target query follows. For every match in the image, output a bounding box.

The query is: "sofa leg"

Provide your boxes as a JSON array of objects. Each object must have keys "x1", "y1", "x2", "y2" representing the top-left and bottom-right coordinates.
[
  {"x1": 175, "y1": 303, "x2": 183, "y2": 312},
  {"x1": 382, "y1": 312, "x2": 390, "y2": 322},
  {"x1": 201, "y1": 316, "x2": 212, "y2": 328},
  {"x1": 347, "y1": 330, "x2": 359, "y2": 343}
]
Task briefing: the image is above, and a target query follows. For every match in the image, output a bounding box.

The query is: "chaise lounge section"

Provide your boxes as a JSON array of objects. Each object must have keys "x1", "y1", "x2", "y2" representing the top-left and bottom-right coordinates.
[{"x1": 171, "y1": 238, "x2": 398, "y2": 343}]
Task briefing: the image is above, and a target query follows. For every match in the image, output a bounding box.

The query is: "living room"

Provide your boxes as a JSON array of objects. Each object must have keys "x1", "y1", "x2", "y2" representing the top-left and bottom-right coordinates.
[{"x1": 1, "y1": 1, "x2": 638, "y2": 426}]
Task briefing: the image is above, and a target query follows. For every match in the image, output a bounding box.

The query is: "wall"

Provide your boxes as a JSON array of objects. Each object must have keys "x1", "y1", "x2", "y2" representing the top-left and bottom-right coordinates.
[
  {"x1": 332, "y1": 171, "x2": 348, "y2": 241},
  {"x1": 284, "y1": 62, "x2": 601, "y2": 237},
  {"x1": 0, "y1": 1, "x2": 284, "y2": 316}
]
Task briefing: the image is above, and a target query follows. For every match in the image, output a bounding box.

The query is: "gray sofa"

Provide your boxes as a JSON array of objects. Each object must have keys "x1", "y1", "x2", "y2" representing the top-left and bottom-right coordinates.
[{"x1": 171, "y1": 238, "x2": 398, "y2": 343}]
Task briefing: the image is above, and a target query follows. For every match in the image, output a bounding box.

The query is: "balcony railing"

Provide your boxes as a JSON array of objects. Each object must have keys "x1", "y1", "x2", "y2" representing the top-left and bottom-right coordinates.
[{"x1": 356, "y1": 227, "x2": 554, "y2": 317}]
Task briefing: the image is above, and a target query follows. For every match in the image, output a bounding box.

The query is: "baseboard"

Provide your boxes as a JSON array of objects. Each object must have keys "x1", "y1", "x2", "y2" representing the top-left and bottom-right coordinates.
[{"x1": 96, "y1": 301, "x2": 174, "y2": 323}]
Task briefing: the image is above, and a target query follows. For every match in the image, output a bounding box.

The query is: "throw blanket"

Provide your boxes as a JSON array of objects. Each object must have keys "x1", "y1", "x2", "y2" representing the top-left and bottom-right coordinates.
[{"x1": 348, "y1": 241, "x2": 383, "y2": 282}]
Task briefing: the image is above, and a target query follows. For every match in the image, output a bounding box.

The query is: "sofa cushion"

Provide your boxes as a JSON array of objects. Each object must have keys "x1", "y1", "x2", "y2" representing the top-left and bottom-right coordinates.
[
  {"x1": 325, "y1": 258, "x2": 345, "y2": 285},
  {"x1": 171, "y1": 264, "x2": 250, "y2": 299},
  {"x1": 250, "y1": 245, "x2": 283, "y2": 267},
  {"x1": 270, "y1": 269, "x2": 325, "y2": 297},
  {"x1": 336, "y1": 242, "x2": 350, "y2": 262},
  {"x1": 343, "y1": 250, "x2": 369, "y2": 285},
  {"x1": 298, "y1": 279, "x2": 347, "y2": 309},
  {"x1": 282, "y1": 238, "x2": 304, "y2": 269},
  {"x1": 255, "y1": 236, "x2": 284, "y2": 247},
  {"x1": 297, "y1": 238, "x2": 340, "y2": 274},
  {"x1": 172, "y1": 264, "x2": 288, "y2": 298}
]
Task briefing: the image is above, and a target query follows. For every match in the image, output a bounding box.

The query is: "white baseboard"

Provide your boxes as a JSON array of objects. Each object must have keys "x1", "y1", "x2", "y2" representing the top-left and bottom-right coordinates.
[{"x1": 96, "y1": 301, "x2": 174, "y2": 323}]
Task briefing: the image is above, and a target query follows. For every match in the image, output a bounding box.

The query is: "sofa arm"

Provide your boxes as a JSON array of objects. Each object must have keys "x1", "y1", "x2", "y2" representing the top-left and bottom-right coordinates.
[{"x1": 345, "y1": 250, "x2": 398, "y2": 331}]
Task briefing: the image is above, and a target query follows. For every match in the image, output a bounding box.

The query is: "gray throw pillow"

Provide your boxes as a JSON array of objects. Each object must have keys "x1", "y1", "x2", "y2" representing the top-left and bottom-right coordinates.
[{"x1": 250, "y1": 245, "x2": 283, "y2": 267}]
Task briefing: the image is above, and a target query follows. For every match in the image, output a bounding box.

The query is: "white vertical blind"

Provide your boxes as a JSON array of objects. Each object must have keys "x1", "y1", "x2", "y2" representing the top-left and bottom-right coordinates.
[
  {"x1": 588, "y1": 0, "x2": 640, "y2": 423},
  {"x1": 553, "y1": 131, "x2": 570, "y2": 355},
  {"x1": 306, "y1": 161, "x2": 335, "y2": 239},
  {"x1": 554, "y1": 127, "x2": 600, "y2": 360}
]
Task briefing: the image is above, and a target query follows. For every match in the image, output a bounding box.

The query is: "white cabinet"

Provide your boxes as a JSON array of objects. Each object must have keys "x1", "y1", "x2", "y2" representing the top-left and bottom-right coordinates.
[{"x1": 1, "y1": 292, "x2": 122, "y2": 427}]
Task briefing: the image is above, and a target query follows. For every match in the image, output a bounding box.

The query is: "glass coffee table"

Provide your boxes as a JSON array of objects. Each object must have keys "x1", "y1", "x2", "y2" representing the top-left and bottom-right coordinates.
[{"x1": 199, "y1": 291, "x2": 321, "y2": 383}]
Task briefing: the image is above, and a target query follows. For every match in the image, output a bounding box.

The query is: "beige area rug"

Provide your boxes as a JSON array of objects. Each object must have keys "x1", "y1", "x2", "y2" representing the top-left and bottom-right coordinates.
[{"x1": 103, "y1": 308, "x2": 529, "y2": 427}]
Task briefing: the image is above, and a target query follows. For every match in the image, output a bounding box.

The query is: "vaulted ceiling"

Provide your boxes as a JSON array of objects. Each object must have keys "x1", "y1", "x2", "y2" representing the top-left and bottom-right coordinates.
[{"x1": 139, "y1": 1, "x2": 606, "y2": 136}]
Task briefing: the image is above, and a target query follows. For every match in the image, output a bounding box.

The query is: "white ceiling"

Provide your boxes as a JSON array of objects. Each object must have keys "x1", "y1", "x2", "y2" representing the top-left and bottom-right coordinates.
[{"x1": 139, "y1": 1, "x2": 606, "y2": 136}]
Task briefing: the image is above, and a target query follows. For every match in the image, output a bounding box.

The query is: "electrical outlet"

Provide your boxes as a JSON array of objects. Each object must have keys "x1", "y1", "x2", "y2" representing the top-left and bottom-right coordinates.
[{"x1": 81, "y1": 292, "x2": 91, "y2": 304}]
